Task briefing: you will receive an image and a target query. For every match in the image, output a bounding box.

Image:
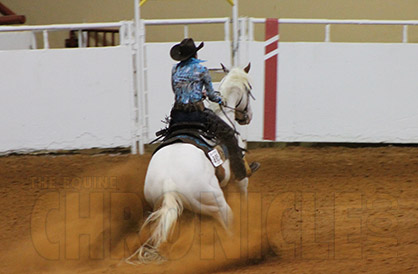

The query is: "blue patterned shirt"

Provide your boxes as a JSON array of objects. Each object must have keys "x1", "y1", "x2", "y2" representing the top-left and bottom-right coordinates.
[{"x1": 171, "y1": 58, "x2": 222, "y2": 104}]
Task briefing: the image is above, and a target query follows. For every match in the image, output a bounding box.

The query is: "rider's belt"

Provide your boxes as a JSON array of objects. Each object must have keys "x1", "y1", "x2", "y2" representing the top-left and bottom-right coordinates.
[{"x1": 173, "y1": 100, "x2": 205, "y2": 112}]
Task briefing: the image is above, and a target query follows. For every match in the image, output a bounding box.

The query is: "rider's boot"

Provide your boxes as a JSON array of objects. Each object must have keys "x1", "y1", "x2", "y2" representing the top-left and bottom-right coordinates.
[
  {"x1": 230, "y1": 152, "x2": 260, "y2": 181},
  {"x1": 243, "y1": 156, "x2": 261, "y2": 178}
]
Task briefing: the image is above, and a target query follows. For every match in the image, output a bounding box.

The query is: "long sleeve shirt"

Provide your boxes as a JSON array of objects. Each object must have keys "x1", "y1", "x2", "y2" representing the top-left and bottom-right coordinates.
[{"x1": 171, "y1": 58, "x2": 222, "y2": 104}]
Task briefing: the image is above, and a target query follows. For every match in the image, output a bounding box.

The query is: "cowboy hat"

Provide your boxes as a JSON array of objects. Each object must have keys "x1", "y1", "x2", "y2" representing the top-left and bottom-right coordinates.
[{"x1": 170, "y1": 38, "x2": 204, "y2": 61}]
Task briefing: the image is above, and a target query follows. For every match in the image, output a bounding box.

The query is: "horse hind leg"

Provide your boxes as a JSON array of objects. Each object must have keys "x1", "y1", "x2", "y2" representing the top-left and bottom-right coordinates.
[
  {"x1": 198, "y1": 191, "x2": 234, "y2": 235},
  {"x1": 213, "y1": 201, "x2": 233, "y2": 236}
]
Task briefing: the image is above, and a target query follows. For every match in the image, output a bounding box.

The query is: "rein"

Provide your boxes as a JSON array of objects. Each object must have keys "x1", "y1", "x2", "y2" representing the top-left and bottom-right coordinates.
[{"x1": 219, "y1": 104, "x2": 239, "y2": 134}]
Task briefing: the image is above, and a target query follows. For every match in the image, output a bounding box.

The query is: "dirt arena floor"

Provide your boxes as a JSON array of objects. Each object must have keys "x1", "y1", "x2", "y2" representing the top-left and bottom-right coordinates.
[{"x1": 0, "y1": 146, "x2": 417, "y2": 273}]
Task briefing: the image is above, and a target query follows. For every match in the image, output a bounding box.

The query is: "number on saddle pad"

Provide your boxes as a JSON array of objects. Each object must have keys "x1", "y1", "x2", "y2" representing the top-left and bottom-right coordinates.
[{"x1": 208, "y1": 149, "x2": 223, "y2": 167}]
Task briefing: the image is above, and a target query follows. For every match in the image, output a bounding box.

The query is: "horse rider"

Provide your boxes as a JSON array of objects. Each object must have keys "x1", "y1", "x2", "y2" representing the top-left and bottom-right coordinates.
[{"x1": 168, "y1": 38, "x2": 260, "y2": 180}]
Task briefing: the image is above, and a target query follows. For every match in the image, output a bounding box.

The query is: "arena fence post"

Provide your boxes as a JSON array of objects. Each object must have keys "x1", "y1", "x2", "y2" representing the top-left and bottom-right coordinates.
[
  {"x1": 263, "y1": 18, "x2": 279, "y2": 141},
  {"x1": 231, "y1": 0, "x2": 239, "y2": 66},
  {"x1": 133, "y1": 0, "x2": 147, "y2": 154}
]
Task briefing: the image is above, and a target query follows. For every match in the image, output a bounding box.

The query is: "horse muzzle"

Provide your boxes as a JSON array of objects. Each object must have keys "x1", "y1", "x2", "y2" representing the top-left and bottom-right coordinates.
[{"x1": 236, "y1": 112, "x2": 252, "y2": 125}]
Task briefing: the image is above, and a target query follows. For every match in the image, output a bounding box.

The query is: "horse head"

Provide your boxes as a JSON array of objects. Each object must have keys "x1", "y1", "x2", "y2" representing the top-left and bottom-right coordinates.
[{"x1": 219, "y1": 63, "x2": 254, "y2": 125}]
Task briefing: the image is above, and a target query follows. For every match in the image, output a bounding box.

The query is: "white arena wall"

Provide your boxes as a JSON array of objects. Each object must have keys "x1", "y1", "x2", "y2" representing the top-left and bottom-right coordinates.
[
  {"x1": 0, "y1": 46, "x2": 134, "y2": 154},
  {"x1": 272, "y1": 42, "x2": 418, "y2": 143}
]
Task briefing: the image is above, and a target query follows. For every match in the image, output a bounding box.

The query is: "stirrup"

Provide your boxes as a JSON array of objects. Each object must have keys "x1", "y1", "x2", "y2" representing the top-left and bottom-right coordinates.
[{"x1": 249, "y1": 162, "x2": 260, "y2": 174}]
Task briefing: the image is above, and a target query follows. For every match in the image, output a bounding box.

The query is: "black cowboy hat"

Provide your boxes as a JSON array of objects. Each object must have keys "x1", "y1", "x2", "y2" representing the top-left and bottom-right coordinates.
[{"x1": 170, "y1": 38, "x2": 204, "y2": 61}]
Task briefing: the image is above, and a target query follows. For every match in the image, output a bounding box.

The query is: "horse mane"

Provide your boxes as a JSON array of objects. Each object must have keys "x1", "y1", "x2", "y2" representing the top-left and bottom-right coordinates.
[{"x1": 219, "y1": 67, "x2": 251, "y2": 96}]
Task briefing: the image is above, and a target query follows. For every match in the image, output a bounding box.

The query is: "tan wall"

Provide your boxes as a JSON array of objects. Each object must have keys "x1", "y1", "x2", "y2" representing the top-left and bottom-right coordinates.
[{"x1": 2, "y1": 0, "x2": 418, "y2": 47}]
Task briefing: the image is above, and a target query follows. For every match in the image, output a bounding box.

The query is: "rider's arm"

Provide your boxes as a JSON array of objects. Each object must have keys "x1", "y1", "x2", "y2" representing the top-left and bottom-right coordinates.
[
  {"x1": 201, "y1": 67, "x2": 222, "y2": 104},
  {"x1": 171, "y1": 65, "x2": 177, "y2": 93}
]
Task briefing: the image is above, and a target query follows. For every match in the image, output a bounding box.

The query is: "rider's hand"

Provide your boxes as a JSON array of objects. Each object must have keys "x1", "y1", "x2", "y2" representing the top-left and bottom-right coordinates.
[{"x1": 219, "y1": 100, "x2": 226, "y2": 107}]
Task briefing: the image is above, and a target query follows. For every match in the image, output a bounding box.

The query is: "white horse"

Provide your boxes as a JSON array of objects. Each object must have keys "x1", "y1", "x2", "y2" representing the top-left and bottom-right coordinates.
[{"x1": 127, "y1": 63, "x2": 253, "y2": 264}]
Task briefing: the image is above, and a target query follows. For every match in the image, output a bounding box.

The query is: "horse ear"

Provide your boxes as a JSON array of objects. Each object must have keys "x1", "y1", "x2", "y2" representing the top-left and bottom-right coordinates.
[
  {"x1": 244, "y1": 62, "x2": 251, "y2": 73},
  {"x1": 220, "y1": 63, "x2": 229, "y2": 73}
]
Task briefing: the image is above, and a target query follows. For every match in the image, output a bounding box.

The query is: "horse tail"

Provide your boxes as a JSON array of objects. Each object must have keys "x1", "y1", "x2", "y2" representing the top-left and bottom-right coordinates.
[
  {"x1": 144, "y1": 191, "x2": 184, "y2": 247},
  {"x1": 126, "y1": 191, "x2": 183, "y2": 264}
]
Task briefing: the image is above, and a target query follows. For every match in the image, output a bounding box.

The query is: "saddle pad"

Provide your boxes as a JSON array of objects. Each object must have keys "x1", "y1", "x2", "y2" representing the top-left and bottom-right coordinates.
[{"x1": 154, "y1": 134, "x2": 226, "y2": 168}]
